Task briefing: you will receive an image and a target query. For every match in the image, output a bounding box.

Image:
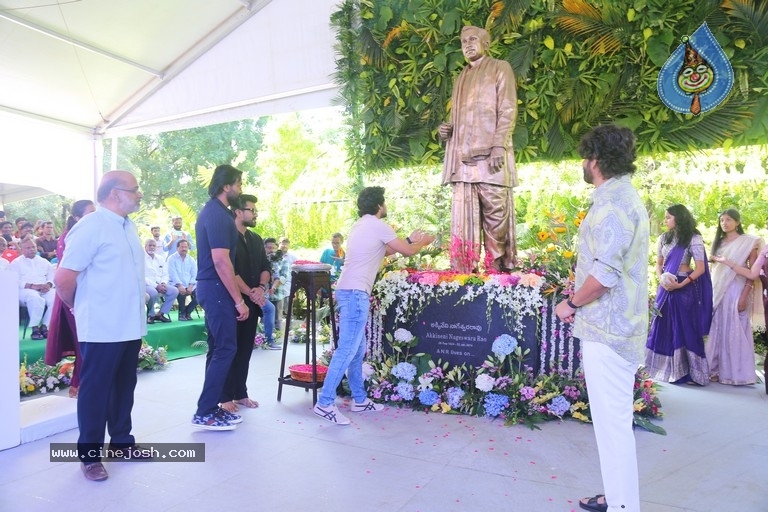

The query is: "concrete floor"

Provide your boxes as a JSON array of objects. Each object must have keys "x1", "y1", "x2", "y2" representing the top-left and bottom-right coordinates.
[{"x1": 2, "y1": 343, "x2": 766, "y2": 512}]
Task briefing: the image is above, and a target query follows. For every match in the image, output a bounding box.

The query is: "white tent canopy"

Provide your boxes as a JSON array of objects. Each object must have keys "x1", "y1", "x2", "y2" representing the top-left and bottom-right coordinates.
[{"x1": 0, "y1": 0, "x2": 340, "y2": 205}]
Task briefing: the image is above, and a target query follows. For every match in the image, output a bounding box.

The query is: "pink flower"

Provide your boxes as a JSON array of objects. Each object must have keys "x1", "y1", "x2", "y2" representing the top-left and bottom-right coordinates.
[{"x1": 417, "y1": 272, "x2": 440, "y2": 285}]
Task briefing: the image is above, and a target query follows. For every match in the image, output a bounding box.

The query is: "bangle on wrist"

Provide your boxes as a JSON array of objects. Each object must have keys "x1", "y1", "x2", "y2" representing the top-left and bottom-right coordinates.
[
  {"x1": 258, "y1": 283, "x2": 267, "y2": 290},
  {"x1": 566, "y1": 299, "x2": 579, "y2": 309},
  {"x1": 406, "y1": 236, "x2": 413, "y2": 245},
  {"x1": 235, "y1": 300, "x2": 245, "y2": 308}
]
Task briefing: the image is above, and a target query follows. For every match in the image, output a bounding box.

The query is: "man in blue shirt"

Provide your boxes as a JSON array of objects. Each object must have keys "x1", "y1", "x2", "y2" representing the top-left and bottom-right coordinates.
[
  {"x1": 192, "y1": 164, "x2": 250, "y2": 430},
  {"x1": 55, "y1": 170, "x2": 149, "y2": 481}
]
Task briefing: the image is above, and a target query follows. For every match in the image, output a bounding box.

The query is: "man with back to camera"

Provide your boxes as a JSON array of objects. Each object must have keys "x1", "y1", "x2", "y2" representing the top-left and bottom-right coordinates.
[
  {"x1": 313, "y1": 186, "x2": 436, "y2": 425},
  {"x1": 555, "y1": 125, "x2": 649, "y2": 512}
]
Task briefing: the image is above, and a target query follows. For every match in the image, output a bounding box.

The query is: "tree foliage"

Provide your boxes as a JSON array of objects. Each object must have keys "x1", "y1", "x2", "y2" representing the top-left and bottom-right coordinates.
[
  {"x1": 104, "y1": 119, "x2": 267, "y2": 212},
  {"x1": 331, "y1": 0, "x2": 768, "y2": 170}
]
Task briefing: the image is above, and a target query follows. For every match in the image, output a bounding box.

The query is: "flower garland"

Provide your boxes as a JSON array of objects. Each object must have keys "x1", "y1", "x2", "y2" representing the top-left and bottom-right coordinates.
[
  {"x1": 364, "y1": 329, "x2": 665, "y2": 433},
  {"x1": 373, "y1": 269, "x2": 546, "y2": 335}
]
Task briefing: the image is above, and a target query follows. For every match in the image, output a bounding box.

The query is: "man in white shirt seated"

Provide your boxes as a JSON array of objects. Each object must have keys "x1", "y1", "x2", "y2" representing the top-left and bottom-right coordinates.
[
  {"x1": 144, "y1": 239, "x2": 179, "y2": 323},
  {"x1": 167, "y1": 239, "x2": 198, "y2": 321},
  {"x1": 10, "y1": 237, "x2": 55, "y2": 339}
]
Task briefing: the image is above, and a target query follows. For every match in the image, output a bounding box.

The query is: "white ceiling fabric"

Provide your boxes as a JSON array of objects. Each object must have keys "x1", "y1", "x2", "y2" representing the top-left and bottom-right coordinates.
[{"x1": 0, "y1": 0, "x2": 341, "y2": 204}]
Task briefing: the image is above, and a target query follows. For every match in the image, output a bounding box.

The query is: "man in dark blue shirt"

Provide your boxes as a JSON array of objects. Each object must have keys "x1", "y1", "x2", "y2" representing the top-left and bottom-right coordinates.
[{"x1": 192, "y1": 164, "x2": 250, "y2": 430}]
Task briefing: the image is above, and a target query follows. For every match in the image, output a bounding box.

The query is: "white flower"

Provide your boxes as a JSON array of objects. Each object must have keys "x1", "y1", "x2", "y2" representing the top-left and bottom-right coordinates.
[
  {"x1": 417, "y1": 375, "x2": 434, "y2": 391},
  {"x1": 475, "y1": 374, "x2": 495, "y2": 392},
  {"x1": 394, "y1": 328, "x2": 414, "y2": 343},
  {"x1": 362, "y1": 362, "x2": 375, "y2": 381}
]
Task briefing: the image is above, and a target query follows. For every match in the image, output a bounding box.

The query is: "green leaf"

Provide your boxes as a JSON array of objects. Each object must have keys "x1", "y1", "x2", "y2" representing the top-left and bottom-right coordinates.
[
  {"x1": 646, "y1": 32, "x2": 674, "y2": 68},
  {"x1": 633, "y1": 414, "x2": 667, "y2": 435}
]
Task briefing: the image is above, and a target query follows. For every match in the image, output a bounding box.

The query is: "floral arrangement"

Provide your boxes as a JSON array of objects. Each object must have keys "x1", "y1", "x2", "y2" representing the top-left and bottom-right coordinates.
[
  {"x1": 137, "y1": 340, "x2": 168, "y2": 371},
  {"x1": 20, "y1": 356, "x2": 74, "y2": 396},
  {"x1": 254, "y1": 332, "x2": 268, "y2": 348},
  {"x1": 20, "y1": 340, "x2": 168, "y2": 397},
  {"x1": 287, "y1": 322, "x2": 332, "y2": 345},
  {"x1": 364, "y1": 329, "x2": 665, "y2": 433},
  {"x1": 516, "y1": 209, "x2": 585, "y2": 297}
]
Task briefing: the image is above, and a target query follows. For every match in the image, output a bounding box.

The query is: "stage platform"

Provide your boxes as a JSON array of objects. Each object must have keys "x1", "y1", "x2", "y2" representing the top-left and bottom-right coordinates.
[{"x1": 18, "y1": 315, "x2": 208, "y2": 365}]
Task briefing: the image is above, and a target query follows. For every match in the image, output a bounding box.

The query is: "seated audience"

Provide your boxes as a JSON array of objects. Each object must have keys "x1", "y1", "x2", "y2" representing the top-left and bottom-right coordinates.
[
  {"x1": 10, "y1": 238, "x2": 55, "y2": 339},
  {"x1": 1, "y1": 220, "x2": 15, "y2": 243},
  {"x1": 13, "y1": 217, "x2": 27, "y2": 239},
  {"x1": 168, "y1": 239, "x2": 198, "y2": 321},
  {"x1": 0, "y1": 236, "x2": 19, "y2": 263},
  {"x1": 144, "y1": 239, "x2": 179, "y2": 323},
  {"x1": 0, "y1": 241, "x2": 8, "y2": 271},
  {"x1": 36, "y1": 221, "x2": 58, "y2": 261},
  {"x1": 17, "y1": 221, "x2": 34, "y2": 241}
]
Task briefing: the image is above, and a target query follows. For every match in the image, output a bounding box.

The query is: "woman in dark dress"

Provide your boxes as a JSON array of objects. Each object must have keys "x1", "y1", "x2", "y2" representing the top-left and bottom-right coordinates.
[
  {"x1": 644, "y1": 204, "x2": 712, "y2": 385},
  {"x1": 44, "y1": 200, "x2": 95, "y2": 397}
]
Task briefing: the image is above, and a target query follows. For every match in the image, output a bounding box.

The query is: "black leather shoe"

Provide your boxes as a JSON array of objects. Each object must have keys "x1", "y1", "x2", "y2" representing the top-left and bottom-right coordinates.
[
  {"x1": 147, "y1": 316, "x2": 155, "y2": 324},
  {"x1": 156, "y1": 314, "x2": 172, "y2": 323}
]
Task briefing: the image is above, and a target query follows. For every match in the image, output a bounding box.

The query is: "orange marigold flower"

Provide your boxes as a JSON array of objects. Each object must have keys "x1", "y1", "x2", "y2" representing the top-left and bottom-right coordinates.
[
  {"x1": 537, "y1": 231, "x2": 549, "y2": 242},
  {"x1": 574, "y1": 218, "x2": 582, "y2": 227},
  {"x1": 563, "y1": 251, "x2": 574, "y2": 258},
  {"x1": 577, "y1": 211, "x2": 587, "y2": 219},
  {"x1": 553, "y1": 226, "x2": 567, "y2": 233}
]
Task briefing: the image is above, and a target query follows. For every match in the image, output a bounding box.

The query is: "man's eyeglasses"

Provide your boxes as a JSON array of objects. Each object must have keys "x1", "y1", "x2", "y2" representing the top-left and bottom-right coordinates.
[
  {"x1": 241, "y1": 208, "x2": 255, "y2": 212},
  {"x1": 114, "y1": 186, "x2": 141, "y2": 194}
]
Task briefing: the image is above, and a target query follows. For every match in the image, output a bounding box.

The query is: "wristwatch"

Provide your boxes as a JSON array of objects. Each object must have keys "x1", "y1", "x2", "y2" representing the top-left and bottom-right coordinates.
[{"x1": 566, "y1": 299, "x2": 579, "y2": 309}]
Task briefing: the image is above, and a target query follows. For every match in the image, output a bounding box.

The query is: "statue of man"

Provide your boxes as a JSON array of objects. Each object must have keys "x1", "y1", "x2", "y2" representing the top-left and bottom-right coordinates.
[{"x1": 439, "y1": 25, "x2": 517, "y2": 273}]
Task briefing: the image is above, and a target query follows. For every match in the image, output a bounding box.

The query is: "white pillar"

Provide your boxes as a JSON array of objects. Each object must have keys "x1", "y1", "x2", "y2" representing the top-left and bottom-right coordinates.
[{"x1": 0, "y1": 271, "x2": 21, "y2": 450}]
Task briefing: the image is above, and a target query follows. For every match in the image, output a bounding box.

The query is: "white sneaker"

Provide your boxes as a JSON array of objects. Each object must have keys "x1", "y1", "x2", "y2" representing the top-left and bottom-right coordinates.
[
  {"x1": 350, "y1": 397, "x2": 384, "y2": 413},
  {"x1": 313, "y1": 403, "x2": 350, "y2": 425}
]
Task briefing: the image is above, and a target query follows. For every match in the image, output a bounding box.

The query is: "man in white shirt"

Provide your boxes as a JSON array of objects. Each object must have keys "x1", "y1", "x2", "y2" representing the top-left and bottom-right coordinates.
[
  {"x1": 167, "y1": 239, "x2": 197, "y2": 321},
  {"x1": 11, "y1": 237, "x2": 55, "y2": 339},
  {"x1": 144, "y1": 239, "x2": 179, "y2": 323}
]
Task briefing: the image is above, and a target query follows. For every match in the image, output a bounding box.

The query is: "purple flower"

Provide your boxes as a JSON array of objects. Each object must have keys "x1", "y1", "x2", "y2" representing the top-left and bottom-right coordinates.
[
  {"x1": 548, "y1": 395, "x2": 570, "y2": 417},
  {"x1": 520, "y1": 386, "x2": 536, "y2": 400},
  {"x1": 445, "y1": 387, "x2": 465, "y2": 408},
  {"x1": 491, "y1": 334, "x2": 518, "y2": 357},
  {"x1": 418, "y1": 389, "x2": 439, "y2": 406},
  {"x1": 396, "y1": 381, "x2": 415, "y2": 401},
  {"x1": 483, "y1": 393, "x2": 509, "y2": 417}
]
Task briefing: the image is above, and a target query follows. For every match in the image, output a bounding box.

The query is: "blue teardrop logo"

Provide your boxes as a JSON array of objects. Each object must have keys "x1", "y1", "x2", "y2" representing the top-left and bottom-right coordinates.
[{"x1": 657, "y1": 22, "x2": 733, "y2": 115}]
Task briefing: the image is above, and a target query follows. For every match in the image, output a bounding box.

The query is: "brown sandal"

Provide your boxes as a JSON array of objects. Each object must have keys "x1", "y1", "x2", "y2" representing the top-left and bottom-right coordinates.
[
  {"x1": 220, "y1": 401, "x2": 239, "y2": 413},
  {"x1": 235, "y1": 397, "x2": 259, "y2": 408}
]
